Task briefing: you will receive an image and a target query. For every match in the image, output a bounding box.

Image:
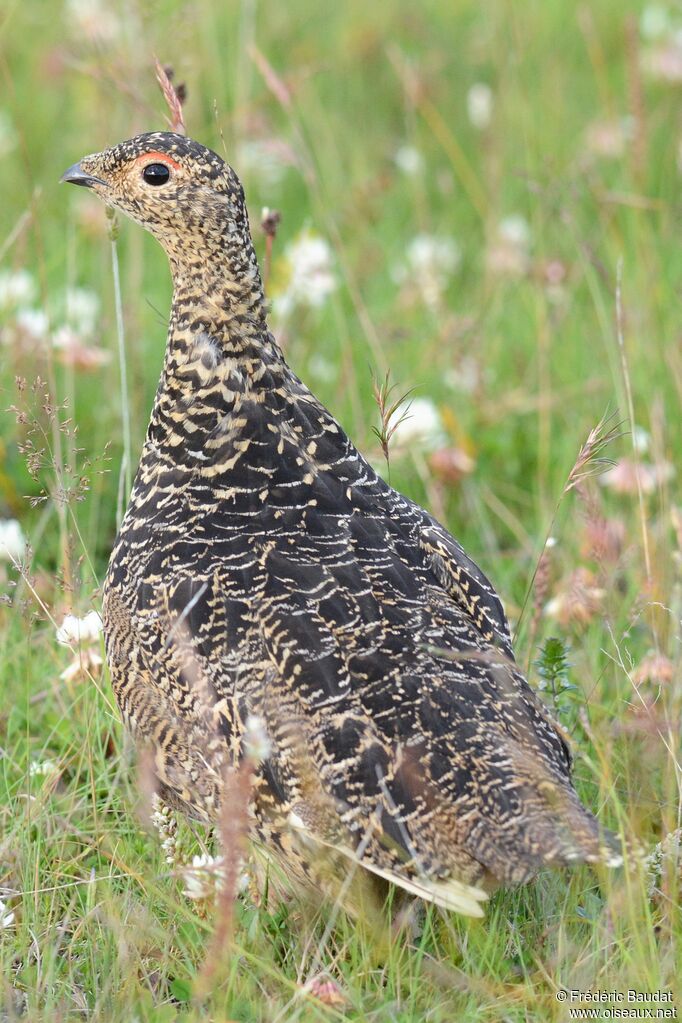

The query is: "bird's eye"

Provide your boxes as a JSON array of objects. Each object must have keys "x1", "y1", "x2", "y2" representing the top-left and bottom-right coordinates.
[{"x1": 142, "y1": 162, "x2": 171, "y2": 186}]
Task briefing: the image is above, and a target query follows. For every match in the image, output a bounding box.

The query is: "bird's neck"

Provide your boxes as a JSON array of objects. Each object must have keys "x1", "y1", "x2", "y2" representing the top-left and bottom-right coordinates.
[{"x1": 145, "y1": 257, "x2": 288, "y2": 452}]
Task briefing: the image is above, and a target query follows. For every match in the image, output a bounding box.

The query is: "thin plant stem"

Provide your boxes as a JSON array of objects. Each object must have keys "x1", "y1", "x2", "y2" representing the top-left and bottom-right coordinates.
[{"x1": 109, "y1": 215, "x2": 132, "y2": 523}]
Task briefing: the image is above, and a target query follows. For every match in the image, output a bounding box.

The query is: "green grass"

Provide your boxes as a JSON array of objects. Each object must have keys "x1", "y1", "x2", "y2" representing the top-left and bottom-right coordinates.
[{"x1": 1, "y1": 0, "x2": 680, "y2": 1018}]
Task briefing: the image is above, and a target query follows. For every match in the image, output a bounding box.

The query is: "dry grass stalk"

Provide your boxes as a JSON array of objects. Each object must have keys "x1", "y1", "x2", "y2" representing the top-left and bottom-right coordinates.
[
  {"x1": 370, "y1": 370, "x2": 415, "y2": 472},
  {"x1": 248, "y1": 45, "x2": 292, "y2": 110},
  {"x1": 193, "y1": 757, "x2": 254, "y2": 1000},
  {"x1": 260, "y1": 207, "x2": 281, "y2": 296},
  {"x1": 565, "y1": 410, "x2": 623, "y2": 493},
  {"x1": 154, "y1": 58, "x2": 186, "y2": 135}
]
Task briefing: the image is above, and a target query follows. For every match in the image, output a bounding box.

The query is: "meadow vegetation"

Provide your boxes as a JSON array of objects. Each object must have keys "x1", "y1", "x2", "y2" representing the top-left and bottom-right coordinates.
[{"x1": 0, "y1": 0, "x2": 680, "y2": 1019}]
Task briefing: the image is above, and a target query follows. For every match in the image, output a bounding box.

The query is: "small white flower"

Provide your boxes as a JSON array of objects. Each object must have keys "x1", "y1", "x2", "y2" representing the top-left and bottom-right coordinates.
[
  {"x1": 498, "y1": 215, "x2": 531, "y2": 248},
  {"x1": 307, "y1": 353, "x2": 336, "y2": 383},
  {"x1": 467, "y1": 83, "x2": 493, "y2": 130},
  {"x1": 486, "y1": 215, "x2": 531, "y2": 277},
  {"x1": 65, "y1": 287, "x2": 99, "y2": 336},
  {"x1": 15, "y1": 308, "x2": 49, "y2": 341},
  {"x1": 59, "y1": 648, "x2": 103, "y2": 682},
  {"x1": 390, "y1": 396, "x2": 446, "y2": 450},
  {"x1": 56, "y1": 610, "x2": 103, "y2": 647},
  {"x1": 394, "y1": 234, "x2": 461, "y2": 309},
  {"x1": 0, "y1": 519, "x2": 26, "y2": 562},
  {"x1": 444, "y1": 356, "x2": 480, "y2": 394},
  {"x1": 0, "y1": 269, "x2": 36, "y2": 309},
  {"x1": 65, "y1": 0, "x2": 121, "y2": 42},
  {"x1": 640, "y1": 5, "x2": 671, "y2": 40},
  {"x1": 244, "y1": 714, "x2": 271, "y2": 762},
  {"x1": 181, "y1": 853, "x2": 226, "y2": 900},
  {"x1": 632, "y1": 425, "x2": 651, "y2": 454},
  {"x1": 0, "y1": 898, "x2": 15, "y2": 929},
  {"x1": 275, "y1": 231, "x2": 337, "y2": 318},
  {"x1": 394, "y1": 145, "x2": 424, "y2": 176},
  {"x1": 29, "y1": 758, "x2": 59, "y2": 778}
]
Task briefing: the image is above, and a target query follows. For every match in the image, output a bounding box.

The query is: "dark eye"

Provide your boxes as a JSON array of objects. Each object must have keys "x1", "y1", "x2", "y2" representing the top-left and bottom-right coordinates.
[{"x1": 142, "y1": 163, "x2": 171, "y2": 185}]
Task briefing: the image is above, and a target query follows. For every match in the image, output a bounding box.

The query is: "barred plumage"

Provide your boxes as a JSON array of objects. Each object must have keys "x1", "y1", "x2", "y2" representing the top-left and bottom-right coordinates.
[{"x1": 63, "y1": 132, "x2": 620, "y2": 917}]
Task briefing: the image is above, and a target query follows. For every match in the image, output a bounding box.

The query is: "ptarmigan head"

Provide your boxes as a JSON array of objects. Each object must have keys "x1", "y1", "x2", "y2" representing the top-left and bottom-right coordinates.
[{"x1": 62, "y1": 132, "x2": 254, "y2": 269}]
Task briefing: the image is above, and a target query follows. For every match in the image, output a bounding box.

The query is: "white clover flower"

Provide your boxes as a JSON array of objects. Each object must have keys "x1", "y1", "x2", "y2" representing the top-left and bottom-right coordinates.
[
  {"x1": 29, "y1": 758, "x2": 59, "y2": 778},
  {"x1": 640, "y1": 5, "x2": 671, "y2": 39},
  {"x1": 498, "y1": 215, "x2": 531, "y2": 248},
  {"x1": 632, "y1": 425, "x2": 651, "y2": 454},
  {"x1": 56, "y1": 610, "x2": 103, "y2": 647},
  {"x1": 486, "y1": 215, "x2": 531, "y2": 277},
  {"x1": 181, "y1": 853, "x2": 226, "y2": 900},
  {"x1": 390, "y1": 397, "x2": 446, "y2": 451},
  {"x1": 394, "y1": 234, "x2": 461, "y2": 309},
  {"x1": 65, "y1": 287, "x2": 99, "y2": 336},
  {"x1": 15, "y1": 308, "x2": 49, "y2": 341},
  {"x1": 275, "y1": 231, "x2": 337, "y2": 318},
  {"x1": 0, "y1": 898, "x2": 15, "y2": 929},
  {"x1": 65, "y1": 0, "x2": 121, "y2": 43},
  {"x1": 394, "y1": 145, "x2": 424, "y2": 176},
  {"x1": 467, "y1": 83, "x2": 493, "y2": 130},
  {"x1": 0, "y1": 269, "x2": 36, "y2": 309},
  {"x1": 244, "y1": 714, "x2": 271, "y2": 762},
  {"x1": 444, "y1": 356, "x2": 480, "y2": 394},
  {"x1": 0, "y1": 519, "x2": 26, "y2": 562},
  {"x1": 307, "y1": 353, "x2": 336, "y2": 383}
]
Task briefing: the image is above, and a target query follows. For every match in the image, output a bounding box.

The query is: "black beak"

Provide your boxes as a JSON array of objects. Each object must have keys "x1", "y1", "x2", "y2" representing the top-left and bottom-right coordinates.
[{"x1": 60, "y1": 162, "x2": 106, "y2": 188}]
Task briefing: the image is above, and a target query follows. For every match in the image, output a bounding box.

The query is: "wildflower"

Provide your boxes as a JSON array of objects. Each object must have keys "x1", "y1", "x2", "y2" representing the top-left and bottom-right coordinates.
[
  {"x1": 544, "y1": 567, "x2": 605, "y2": 628},
  {"x1": 52, "y1": 326, "x2": 111, "y2": 370},
  {"x1": 150, "y1": 793, "x2": 177, "y2": 866},
  {"x1": 181, "y1": 853, "x2": 226, "y2": 900},
  {"x1": 641, "y1": 27, "x2": 682, "y2": 83},
  {"x1": 274, "y1": 231, "x2": 337, "y2": 318},
  {"x1": 394, "y1": 234, "x2": 461, "y2": 309},
  {"x1": 243, "y1": 714, "x2": 271, "y2": 762},
  {"x1": 65, "y1": 0, "x2": 121, "y2": 43},
  {"x1": 644, "y1": 828, "x2": 681, "y2": 899},
  {"x1": 580, "y1": 516, "x2": 626, "y2": 565},
  {"x1": 599, "y1": 457, "x2": 674, "y2": 495},
  {"x1": 303, "y1": 976, "x2": 347, "y2": 1007},
  {"x1": 428, "y1": 446, "x2": 476, "y2": 485},
  {"x1": 585, "y1": 118, "x2": 632, "y2": 159},
  {"x1": 444, "y1": 356, "x2": 481, "y2": 394},
  {"x1": 0, "y1": 269, "x2": 36, "y2": 309},
  {"x1": 467, "y1": 83, "x2": 493, "y2": 130},
  {"x1": 389, "y1": 397, "x2": 446, "y2": 451},
  {"x1": 14, "y1": 308, "x2": 49, "y2": 342},
  {"x1": 56, "y1": 610, "x2": 103, "y2": 646},
  {"x1": 631, "y1": 425, "x2": 650, "y2": 454},
  {"x1": 0, "y1": 898, "x2": 15, "y2": 929},
  {"x1": 394, "y1": 145, "x2": 424, "y2": 176},
  {"x1": 29, "y1": 758, "x2": 60, "y2": 778},
  {"x1": 64, "y1": 287, "x2": 99, "y2": 336},
  {"x1": 60, "y1": 647, "x2": 103, "y2": 683},
  {"x1": 486, "y1": 215, "x2": 531, "y2": 277},
  {"x1": 307, "y1": 353, "x2": 336, "y2": 383},
  {"x1": 640, "y1": 5, "x2": 671, "y2": 40},
  {"x1": 0, "y1": 519, "x2": 26, "y2": 562},
  {"x1": 632, "y1": 652, "x2": 675, "y2": 688}
]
